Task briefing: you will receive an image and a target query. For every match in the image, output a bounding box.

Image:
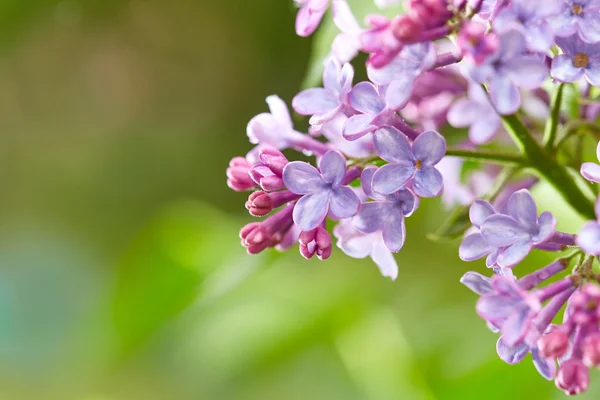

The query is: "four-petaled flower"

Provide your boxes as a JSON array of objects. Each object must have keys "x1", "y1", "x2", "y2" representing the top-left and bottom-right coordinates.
[
  {"x1": 447, "y1": 84, "x2": 501, "y2": 145},
  {"x1": 550, "y1": 0, "x2": 600, "y2": 43},
  {"x1": 552, "y1": 34, "x2": 600, "y2": 85},
  {"x1": 353, "y1": 166, "x2": 419, "y2": 252},
  {"x1": 372, "y1": 127, "x2": 446, "y2": 198},
  {"x1": 283, "y1": 150, "x2": 360, "y2": 231}
]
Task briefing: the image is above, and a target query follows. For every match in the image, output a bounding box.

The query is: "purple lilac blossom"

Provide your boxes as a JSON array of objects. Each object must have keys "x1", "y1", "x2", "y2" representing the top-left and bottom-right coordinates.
[
  {"x1": 480, "y1": 190, "x2": 556, "y2": 267},
  {"x1": 447, "y1": 84, "x2": 501, "y2": 144},
  {"x1": 371, "y1": 127, "x2": 446, "y2": 197},
  {"x1": 366, "y1": 43, "x2": 437, "y2": 111},
  {"x1": 552, "y1": 34, "x2": 600, "y2": 86},
  {"x1": 465, "y1": 30, "x2": 548, "y2": 115},
  {"x1": 353, "y1": 166, "x2": 419, "y2": 252},
  {"x1": 295, "y1": 0, "x2": 330, "y2": 37},
  {"x1": 331, "y1": 0, "x2": 361, "y2": 63},
  {"x1": 343, "y1": 82, "x2": 407, "y2": 140},
  {"x1": 459, "y1": 200, "x2": 500, "y2": 265},
  {"x1": 318, "y1": 114, "x2": 374, "y2": 158},
  {"x1": 333, "y1": 218, "x2": 399, "y2": 280},
  {"x1": 293, "y1": 57, "x2": 354, "y2": 126},
  {"x1": 494, "y1": 0, "x2": 563, "y2": 52},
  {"x1": 576, "y1": 197, "x2": 600, "y2": 254},
  {"x1": 359, "y1": 15, "x2": 402, "y2": 69},
  {"x1": 457, "y1": 21, "x2": 499, "y2": 65},
  {"x1": 283, "y1": 150, "x2": 360, "y2": 231},
  {"x1": 549, "y1": 0, "x2": 600, "y2": 43},
  {"x1": 580, "y1": 140, "x2": 600, "y2": 183}
]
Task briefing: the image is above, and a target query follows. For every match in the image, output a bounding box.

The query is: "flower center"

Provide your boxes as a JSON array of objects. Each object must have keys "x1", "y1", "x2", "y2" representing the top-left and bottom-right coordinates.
[
  {"x1": 415, "y1": 159, "x2": 422, "y2": 169},
  {"x1": 574, "y1": 52, "x2": 590, "y2": 68},
  {"x1": 573, "y1": 4, "x2": 583, "y2": 15}
]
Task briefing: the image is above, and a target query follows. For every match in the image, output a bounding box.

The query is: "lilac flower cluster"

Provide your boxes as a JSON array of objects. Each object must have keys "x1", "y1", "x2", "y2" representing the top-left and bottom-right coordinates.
[{"x1": 226, "y1": 0, "x2": 600, "y2": 394}]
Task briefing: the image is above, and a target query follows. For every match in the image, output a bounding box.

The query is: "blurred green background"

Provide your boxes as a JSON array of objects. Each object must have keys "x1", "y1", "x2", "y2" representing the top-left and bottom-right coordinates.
[{"x1": 0, "y1": 0, "x2": 598, "y2": 399}]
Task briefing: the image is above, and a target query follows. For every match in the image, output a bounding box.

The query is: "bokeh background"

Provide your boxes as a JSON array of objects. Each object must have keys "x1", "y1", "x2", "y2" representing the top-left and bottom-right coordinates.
[{"x1": 0, "y1": 0, "x2": 598, "y2": 399}]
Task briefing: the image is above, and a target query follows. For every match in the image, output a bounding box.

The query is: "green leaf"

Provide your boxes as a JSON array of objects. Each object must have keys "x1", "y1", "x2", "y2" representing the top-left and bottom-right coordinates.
[{"x1": 302, "y1": 1, "x2": 403, "y2": 89}]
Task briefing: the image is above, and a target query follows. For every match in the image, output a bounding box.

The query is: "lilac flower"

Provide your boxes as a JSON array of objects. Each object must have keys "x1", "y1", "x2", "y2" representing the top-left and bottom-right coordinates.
[
  {"x1": 447, "y1": 84, "x2": 501, "y2": 145},
  {"x1": 333, "y1": 218, "x2": 399, "y2": 280},
  {"x1": 283, "y1": 150, "x2": 360, "y2": 231},
  {"x1": 318, "y1": 114, "x2": 374, "y2": 158},
  {"x1": 459, "y1": 200, "x2": 500, "y2": 265},
  {"x1": 580, "y1": 141, "x2": 600, "y2": 183},
  {"x1": 465, "y1": 30, "x2": 548, "y2": 115},
  {"x1": 372, "y1": 127, "x2": 446, "y2": 197},
  {"x1": 293, "y1": 57, "x2": 354, "y2": 126},
  {"x1": 359, "y1": 15, "x2": 402, "y2": 69},
  {"x1": 353, "y1": 166, "x2": 419, "y2": 252},
  {"x1": 343, "y1": 82, "x2": 405, "y2": 140},
  {"x1": 496, "y1": 334, "x2": 558, "y2": 380},
  {"x1": 481, "y1": 190, "x2": 556, "y2": 267},
  {"x1": 366, "y1": 43, "x2": 437, "y2": 111},
  {"x1": 331, "y1": 0, "x2": 361, "y2": 63},
  {"x1": 576, "y1": 197, "x2": 600, "y2": 254},
  {"x1": 494, "y1": 0, "x2": 563, "y2": 52},
  {"x1": 457, "y1": 22, "x2": 499, "y2": 65},
  {"x1": 552, "y1": 34, "x2": 600, "y2": 85},
  {"x1": 247, "y1": 95, "x2": 329, "y2": 155},
  {"x1": 295, "y1": 0, "x2": 330, "y2": 37},
  {"x1": 549, "y1": 0, "x2": 600, "y2": 43}
]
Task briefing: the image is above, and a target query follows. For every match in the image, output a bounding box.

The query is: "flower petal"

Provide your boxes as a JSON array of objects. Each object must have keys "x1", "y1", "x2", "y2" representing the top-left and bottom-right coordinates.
[
  {"x1": 531, "y1": 348, "x2": 556, "y2": 380},
  {"x1": 496, "y1": 336, "x2": 529, "y2": 364},
  {"x1": 360, "y1": 166, "x2": 379, "y2": 199},
  {"x1": 447, "y1": 98, "x2": 479, "y2": 128},
  {"x1": 348, "y1": 81, "x2": 385, "y2": 114},
  {"x1": 373, "y1": 126, "x2": 414, "y2": 163},
  {"x1": 292, "y1": 88, "x2": 338, "y2": 115},
  {"x1": 412, "y1": 130, "x2": 446, "y2": 165},
  {"x1": 293, "y1": 191, "x2": 331, "y2": 231},
  {"x1": 489, "y1": 76, "x2": 520, "y2": 115},
  {"x1": 266, "y1": 95, "x2": 293, "y2": 130},
  {"x1": 505, "y1": 189, "x2": 538, "y2": 231},
  {"x1": 576, "y1": 221, "x2": 600, "y2": 255},
  {"x1": 470, "y1": 200, "x2": 496, "y2": 227},
  {"x1": 353, "y1": 201, "x2": 391, "y2": 233},
  {"x1": 330, "y1": 186, "x2": 361, "y2": 219},
  {"x1": 581, "y1": 162, "x2": 600, "y2": 183},
  {"x1": 319, "y1": 150, "x2": 347, "y2": 185},
  {"x1": 343, "y1": 114, "x2": 377, "y2": 141},
  {"x1": 481, "y1": 214, "x2": 530, "y2": 247},
  {"x1": 501, "y1": 307, "x2": 530, "y2": 346},
  {"x1": 551, "y1": 54, "x2": 584, "y2": 83},
  {"x1": 372, "y1": 163, "x2": 415, "y2": 194},
  {"x1": 470, "y1": 115, "x2": 500, "y2": 145},
  {"x1": 497, "y1": 239, "x2": 532, "y2": 268},
  {"x1": 459, "y1": 233, "x2": 493, "y2": 261},
  {"x1": 506, "y1": 56, "x2": 548, "y2": 89},
  {"x1": 477, "y1": 295, "x2": 522, "y2": 322},
  {"x1": 370, "y1": 235, "x2": 399, "y2": 280},
  {"x1": 460, "y1": 271, "x2": 494, "y2": 295},
  {"x1": 413, "y1": 166, "x2": 444, "y2": 198},
  {"x1": 385, "y1": 76, "x2": 415, "y2": 110},
  {"x1": 533, "y1": 212, "x2": 556, "y2": 244},
  {"x1": 283, "y1": 161, "x2": 326, "y2": 194},
  {"x1": 382, "y1": 212, "x2": 406, "y2": 252}
]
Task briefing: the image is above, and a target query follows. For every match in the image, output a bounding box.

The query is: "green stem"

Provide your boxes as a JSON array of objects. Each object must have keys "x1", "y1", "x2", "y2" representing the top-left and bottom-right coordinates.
[
  {"x1": 543, "y1": 83, "x2": 564, "y2": 151},
  {"x1": 502, "y1": 114, "x2": 595, "y2": 220},
  {"x1": 445, "y1": 148, "x2": 526, "y2": 165}
]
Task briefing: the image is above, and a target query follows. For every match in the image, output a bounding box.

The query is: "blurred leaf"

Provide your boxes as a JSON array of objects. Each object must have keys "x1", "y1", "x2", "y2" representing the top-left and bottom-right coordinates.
[
  {"x1": 302, "y1": 1, "x2": 402, "y2": 89},
  {"x1": 427, "y1": 204, "x2": 471, "y2": 242},
  {"x1": 112, "y1": 200, "x2": 245, "y2": 351}
]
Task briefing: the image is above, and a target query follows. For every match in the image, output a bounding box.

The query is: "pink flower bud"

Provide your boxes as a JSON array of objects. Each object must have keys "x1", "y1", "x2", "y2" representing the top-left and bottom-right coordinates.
[
  {"x1": 249, "y1": 165, "x2": 285, "y2": 191},
  {"x1": 555, "y1": 359, "x2": 589, "y2": 396},
  {"x1": 240, "y1": 222, "x2": 272, "y2": 254},
  {"x1": 259, "y1": 147, "x2": 289, "y2": 176},
  {"x1": 227, "y1": 157, "x2": 256, "y2": 191},
  {"x1": 245, "y1": 191, "x2": 274, "y2": 217},
  {"x1": 390, "y1": 15, "x2": 422, "y2": 42},
  {"x1": 538, "y1": 329, "x2": 570, "y2": 359},
  {"x1": 299, "y1": 226, "x2": 332, "y2": 260},
  {"x1": 582, "y1": 333, "x2": 600, "y2": 368}
]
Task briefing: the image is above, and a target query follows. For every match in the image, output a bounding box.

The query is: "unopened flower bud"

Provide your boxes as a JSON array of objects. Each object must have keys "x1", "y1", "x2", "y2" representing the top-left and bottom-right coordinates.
[
  {"x1": 259, "y1": 147, "x2": 289, "y2": 176},
  {"x1": 582, "y1": 333, "x2": 600, "y2": 368},
  {"x1": 299, "y1": 226, "x2": 332, "y2": 260},
  {"x1": 245, "y1": 191, "x2": 274, "y2": 217},
  {"x1": 538, "y1": 329, "x2": 570, "y2": 359},
  {"x1": 391, "y1": 15, "x2": 422, "y2": 42},
  {"x1": 227, "y1": 157, "x2": 256, "y2": 191},
  {"x1": 555, "y1": 359, "x2": 589, "y2": 396}
]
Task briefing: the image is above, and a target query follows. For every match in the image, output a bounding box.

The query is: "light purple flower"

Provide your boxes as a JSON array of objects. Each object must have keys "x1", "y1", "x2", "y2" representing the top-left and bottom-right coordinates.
[
  {"x1": 494, "y1": 0, "x2": 563, "y2": 52},
  {"x1": 247, "y1": 95, "x2": 304, "y2": 148},
  {"x1": 295, "y1": 0, "x2": 330, "y2": 37},
  {"x1": 496, "y1": 335, "x2": 557, "y2": 380},
  {"x1": 333, "y1": 218, "x2": 399, "y2": 280},
  {"x1": 343, "y1": 82, "x2": 405, "y2": 140},
  {"x1": 552, "y1": 34, "x2": 600, "y2": 85},
  {"x1": 283, "y1": 150, "x2": 360, "y2": 231},
  {"x1": 447, "y1": 84, "x2": 501, "y2": 145},
  {"x1": 465, "y1": 30, "x2": 548, "y2": 115},
  {"x1": 549, "y1": 0, "x2": 600, "y2": 43},
  {"x1": 318, "y1": 114, "x2": 374, "y2": 158},
  {"x1": 366, "y1": 43, "x2": 437, "y2": 111},
  {"x1": 353, "y1": 166, "x2": 419, "y2": 252},
  {"x1": 293, "y1": 57, "x2": 354, "y2": 126},
  {"x1": 459, "y1": 200, "x2": 500, "y2": 266},
  {"x1": 581, "y1": 141, "x2": 600, "y2": 183},
  {"x1": 371, "y1": 127, "x2": 446, "y2": 198},
  {"x1": 481, "y1": 190, "x2": 556, "y2": 268},
  {"x1": 331, "y1": 0, "x2": 361, "y2": 63},
  {"x1": 576, "y1": 197, "x2": 600, "y2": 255}
]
